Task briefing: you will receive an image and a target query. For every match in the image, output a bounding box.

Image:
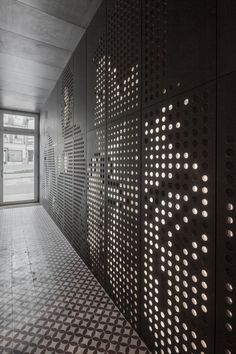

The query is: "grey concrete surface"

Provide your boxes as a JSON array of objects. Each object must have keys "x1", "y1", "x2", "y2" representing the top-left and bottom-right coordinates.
[{"x1": 0, "y1": 0, "x2": 102, "y2": 113}]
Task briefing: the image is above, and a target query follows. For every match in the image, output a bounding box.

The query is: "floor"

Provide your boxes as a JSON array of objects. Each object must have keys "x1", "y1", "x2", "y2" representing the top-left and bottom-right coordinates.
[{"x1": 0, "y1": 205, "x2": 149, "y2": 354}]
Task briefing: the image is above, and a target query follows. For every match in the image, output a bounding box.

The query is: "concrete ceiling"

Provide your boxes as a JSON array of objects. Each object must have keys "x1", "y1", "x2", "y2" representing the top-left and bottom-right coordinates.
[{"x1": 0, "y1": 0, "x2": 102, "y2": 113}]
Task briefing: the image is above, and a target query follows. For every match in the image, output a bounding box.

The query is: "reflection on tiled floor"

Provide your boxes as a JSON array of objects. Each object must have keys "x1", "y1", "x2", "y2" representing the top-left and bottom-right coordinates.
[{"x1": 0, "y1": 206, "x2": 149, "y2": 354}]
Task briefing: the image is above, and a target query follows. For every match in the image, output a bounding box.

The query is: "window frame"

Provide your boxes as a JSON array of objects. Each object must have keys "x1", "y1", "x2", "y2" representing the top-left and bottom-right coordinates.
[{"x1": 0, "y1": 109, "x2": 39, "y2": 206}]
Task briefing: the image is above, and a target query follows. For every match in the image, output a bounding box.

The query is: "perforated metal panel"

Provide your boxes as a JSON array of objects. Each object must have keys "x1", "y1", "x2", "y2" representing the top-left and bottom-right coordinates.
[
  {"x1": 38, "y1": 2, "x2": 236, "y2": 353},
  {"x1": 40, "y1": 109, "x2": 48, "y2": 209},
  {"x1": 142, "y1": 0, "x2": 216, "y2": 108},
  {"x1": 87, "y1": 1, "x2": 106, "y2": 131},
  {"x1": 107, "y1": 0, "x2": 141, "y2": 122},
  {"x1": 87, "y1": 128, "x2": 106, "y2": 285},
  {"x1": 218, "y1": 0, "x2": 236, "y2": 76},
  {"x1": 44, "y1": 146, "x2": 57, "y2": 214},
  {"x1": 40, "y1": 94, "x2": 58, "y2": 216},
  {"x1": 107, "y1": 113, "x2": 141, "y2": 330},
  {"x1": 40, "y1": 60, "x2": 75, "y2": 245},
  {"x1": 74, "y1": 35, "x2": 87, "y2": 135},
  {"x1": 61, "y1": 59, "x2": 74, "y2": 139},
  {"x1": 141, "y1": 84, "x2": 216, "y2": 354},
  {"x1": 56, "y1": 142, "x2": 65, "y2": 231},
  {"x1": 63, "y1": 138, "x2": 74, "y2": 239},
  {"x1": 73, "y1": 133, "x2": 87, "y2": 258},
  {"x1": 216, "y1": 75, "x2": 236, "y2": 354},
  {"x1": 44, "y1": 85, "x2": 58, "y2": 145},
  {"x1": 56, "y1": 59, "x2": 75, "y2": 244}
]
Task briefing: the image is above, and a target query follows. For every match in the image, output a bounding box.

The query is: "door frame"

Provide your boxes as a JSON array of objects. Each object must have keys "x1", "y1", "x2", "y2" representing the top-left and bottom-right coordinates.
[{"x1": 0, "y1": 109, "x2": 39, "y2": 206}]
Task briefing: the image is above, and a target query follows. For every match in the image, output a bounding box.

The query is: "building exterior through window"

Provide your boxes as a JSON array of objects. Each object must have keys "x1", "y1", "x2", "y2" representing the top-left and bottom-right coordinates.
[{"x1": 0, "y1": 111, "x2": 39, "y2": 204}]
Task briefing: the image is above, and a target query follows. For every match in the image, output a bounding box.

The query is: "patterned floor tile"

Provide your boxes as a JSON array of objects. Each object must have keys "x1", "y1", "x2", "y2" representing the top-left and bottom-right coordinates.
[{"x1": 0, "y1": 206, "x2": 149, "y2": 354}]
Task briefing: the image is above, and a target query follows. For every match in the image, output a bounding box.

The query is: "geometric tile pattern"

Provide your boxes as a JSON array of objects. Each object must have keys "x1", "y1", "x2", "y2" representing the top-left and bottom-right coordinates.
[{"x1": 0, "y1": 206, "x2": 150, "y2": 354}]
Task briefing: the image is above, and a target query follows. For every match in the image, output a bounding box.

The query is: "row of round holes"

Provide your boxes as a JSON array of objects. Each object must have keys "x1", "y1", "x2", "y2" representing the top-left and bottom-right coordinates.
[
  {"x1": 87, "y1": 131, "x2": 105, "y2": 275},
  {"x1": 143, "y1": 97, "x2": 209, "y2": 354},
  {"x1": 107, "y1": 117, "x2": 139, "y2": 328},
  {"x1": 224, "y1": 136, "x2": 235, "y2": 354}
]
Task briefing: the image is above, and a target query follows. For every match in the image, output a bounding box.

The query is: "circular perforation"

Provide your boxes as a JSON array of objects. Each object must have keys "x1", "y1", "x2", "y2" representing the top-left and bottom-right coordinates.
[
  {"x1": 93, "y1": 32, "x2": 106, "y2": 127},
  {"x1": 61, "y1": 63, "x2": 74, "y2": 139},
  {"x1": 60, "y1": 139, "x2": 74, "y2": 239},
  {"x1": 107, "y1": 114, "x2": 140, "y2": 329},
  {"x1": 73, "y1": 134, "x2": 87, "y2": 259},
  {"x1": 222, "y1": 135, "x2": 236, "y2": 354},
  {"x1": 107, "y1": 0, "x2": 141, "y2": 121},
  {"x1": 87, "y1": 129, "x2": 106, "y2": 285},
  {"x1": 143, "y1": 0, "x2": 167, "y2": 106},
  {"x1": 142, "y1": 88, "x2": 213, "y2": 354}
]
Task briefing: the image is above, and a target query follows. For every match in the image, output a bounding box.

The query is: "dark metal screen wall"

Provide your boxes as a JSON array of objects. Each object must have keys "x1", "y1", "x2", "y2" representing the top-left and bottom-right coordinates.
[
  {"x1": 107, "y1": 113, "x2": 141, "y2": 329},
  {"x1": 142, "y1": 86, "x2": 216, "y2": 353},
  {"x1": 40, "y1": 0, "x2": 236, "y2": 353}
]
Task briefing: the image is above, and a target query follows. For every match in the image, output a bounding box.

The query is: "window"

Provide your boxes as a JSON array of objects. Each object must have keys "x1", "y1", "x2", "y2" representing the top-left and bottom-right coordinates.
[
  {"x1": 3, "y1": 114, "x2": 35, "y2": 130},
  {"x1": 0, "y1": 110, "x2": 38, "y2": 204},
  {"x1": 7, "y1": 150, "x2": 23, "y2": 163}
]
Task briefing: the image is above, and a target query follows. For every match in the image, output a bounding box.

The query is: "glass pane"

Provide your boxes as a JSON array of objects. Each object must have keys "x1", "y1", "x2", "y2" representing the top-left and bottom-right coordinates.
[
  {"x1": 3, "y1": 113, "x2": 35, "y2": 130},
  {"x1": 3, "y1": 134, "x2": 35, "y2": 203}
]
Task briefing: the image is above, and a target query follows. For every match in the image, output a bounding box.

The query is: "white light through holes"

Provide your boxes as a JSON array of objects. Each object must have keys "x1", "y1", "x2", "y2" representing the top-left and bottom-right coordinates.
[
  {"x1": 107, "y1": 0, "x2": 140, "y2": 121},
  {"x1": 64, "y1": 152, "x2": 69, "y2": 173},
  {"x1": 92, "y1": 24, "x2": 106, "y2": 128},
  {"x1": 107, "y1": 115, "x2": 139, "y2": 329},
  {"x1": 87, "y1": 129, "x2": 105, "y2": 279},
  {"x1": 95, "y1": 55, "x2": 106, "y2": 126},
  {"x1": 108, "y1": 61, "x2": 139, "y2": 120},
  {"x1": 61, "y1": 64, "x2": 73, "y2": 139},
  {"x1": 224, "y1": 136, "x2": 235, "y2": 354},
  {"x1": 93, "y1": 29, "x2": 106, "y2": 128},
  {"x1": 143, "y1": 97, "x2": 210, "y2": 354}
]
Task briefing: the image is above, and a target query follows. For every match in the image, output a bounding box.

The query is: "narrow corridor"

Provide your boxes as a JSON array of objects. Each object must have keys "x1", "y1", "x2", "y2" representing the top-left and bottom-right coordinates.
[{"x1": 0, "y1": 206, "x2": 149, "y2": 354}]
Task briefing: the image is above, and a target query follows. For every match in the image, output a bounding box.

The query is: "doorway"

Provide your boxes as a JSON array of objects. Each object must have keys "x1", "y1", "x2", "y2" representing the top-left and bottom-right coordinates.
[{"x1": 0, "y1": 110, "x2": 39, "y2": 205}]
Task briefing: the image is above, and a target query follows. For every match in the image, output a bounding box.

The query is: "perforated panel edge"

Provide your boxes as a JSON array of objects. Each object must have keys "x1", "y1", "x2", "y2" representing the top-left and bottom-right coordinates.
[
  {"x1": 216, "y1": 74, "x2": 236, "y2": 354},
  {"x1": 106, "y1": 112, "x2": 141, "y2": 330},
  {"x1": 141, "y1": 83, "x2": 216, "y2": 354}
]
